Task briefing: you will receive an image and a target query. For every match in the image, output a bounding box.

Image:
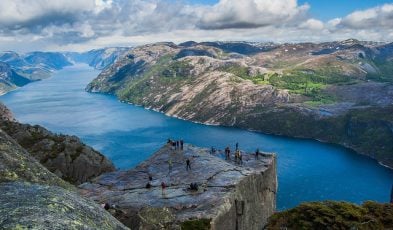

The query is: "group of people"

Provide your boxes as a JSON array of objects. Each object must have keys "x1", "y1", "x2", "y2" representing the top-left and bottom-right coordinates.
[
  {"x1": 168, "y1": 139, "x2": 184, "y2": 150},
  {"x1": 148, "y1": 140, "x2": 264, "y2": 196}
]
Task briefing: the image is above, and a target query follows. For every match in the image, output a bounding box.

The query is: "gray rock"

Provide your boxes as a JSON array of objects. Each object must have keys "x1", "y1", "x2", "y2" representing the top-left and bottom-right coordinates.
[
  {"x1": 0, "y1": 182, "x2": 129, "y2": 230},
  {"x1": 0, "y1": 120, "x2": 115, "y2": 185},
  {"x1": 80, "y1": 144, "x2": 277, "y2": 230}
]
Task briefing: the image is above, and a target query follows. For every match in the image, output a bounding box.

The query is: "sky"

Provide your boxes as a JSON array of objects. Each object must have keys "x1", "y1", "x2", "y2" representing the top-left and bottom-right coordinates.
[{"x1": 0, "y1": 0, "x2": 392, "y2": 52}]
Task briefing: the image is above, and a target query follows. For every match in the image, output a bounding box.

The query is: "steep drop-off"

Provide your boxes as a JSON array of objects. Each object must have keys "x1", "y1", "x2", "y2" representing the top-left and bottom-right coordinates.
[
  {"x1": 0, "y1": 102, "x2": 115, "y2": 185},
  {"x1": 86, "y1": 40, "x2": 393, "y2": 168},
  {"x1": 80, "y1": 144, "x2": 277, "y2": 230}
]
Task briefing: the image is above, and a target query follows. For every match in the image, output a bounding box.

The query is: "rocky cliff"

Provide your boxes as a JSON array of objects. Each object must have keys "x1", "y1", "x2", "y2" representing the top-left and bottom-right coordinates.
[
  {"x1": 0, "y1": 102, "x2": 115, "y2": 185},
  {"x1": 86, "y1": 40, "x2": 393, "y2": 168},
  {"x1": 0, "y1": 127, "x2": 128, "y2": 229},
  {"x1": 80, "y1": 143, "x2": 277, "y2": 230}
]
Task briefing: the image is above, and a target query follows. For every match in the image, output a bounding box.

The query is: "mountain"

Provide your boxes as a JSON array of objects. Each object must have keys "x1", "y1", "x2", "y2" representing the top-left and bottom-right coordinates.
[
  {"x1": 86, "y1": 40, "x2": 393, "y2": 168},
  {"x1": 0, "y1": 48, "x2": 129, "y2": 94},
  {"x1": 65, "y1": 47, "x2": 129, "y2": 70},
  {"x1": 0, "y1": 62, "x2": 32, "y2": 95}
]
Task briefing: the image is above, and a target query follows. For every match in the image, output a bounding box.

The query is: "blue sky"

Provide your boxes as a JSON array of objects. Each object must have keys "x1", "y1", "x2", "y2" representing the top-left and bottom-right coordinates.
[{"x1": 0, "y1": 0, "x2": 392, "y2": 51}]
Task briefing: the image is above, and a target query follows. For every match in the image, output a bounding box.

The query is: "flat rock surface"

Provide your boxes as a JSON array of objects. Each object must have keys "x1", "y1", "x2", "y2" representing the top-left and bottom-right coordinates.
[{"x1": 80, "y1": 144, "x2": 274, "y2": 222}]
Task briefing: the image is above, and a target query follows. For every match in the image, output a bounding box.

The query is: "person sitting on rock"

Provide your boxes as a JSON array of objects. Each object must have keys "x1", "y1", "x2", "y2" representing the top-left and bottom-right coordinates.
[
  {"x1": 189, "y1": 182, "x2": 199, "y2": 191},
  {"x1": 146, "y1": 182, "x2": 152, "y2": 189},
  {"x1": 186, "y1": 158, "x2": 191, "y2": 171}
]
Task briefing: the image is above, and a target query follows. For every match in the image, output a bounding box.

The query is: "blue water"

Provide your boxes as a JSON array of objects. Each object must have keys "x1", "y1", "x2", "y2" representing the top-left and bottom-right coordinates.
[{"x1": 1, "y1": 64, "x2": 392, "y2": 210}]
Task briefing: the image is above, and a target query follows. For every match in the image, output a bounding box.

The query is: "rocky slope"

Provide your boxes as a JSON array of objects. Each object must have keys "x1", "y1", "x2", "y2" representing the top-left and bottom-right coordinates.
[
  {"x1": 266, "y1": 201, "x2": 393, "y2": 229},
  {"x1": 0, "y1": 48, "x2": 129, "y2": 94},
  {"x1": 0, "y1": 62, "x2": 31, "y2": 95},
  {"x1": 86, "y1": 40, "x2": 393, "y2": 168},
  {"x1": 80, "y1": 144, "x2": 277, "y2": 230},
  {"x1": 65, "y1": 47, "x2": 129, "y2": 70},
  {"x1": 0, "y1": 122, "x2": 128, "y2": 229},
  {"x1": 0, "y1": 102, "x2": 115, "y2": 185}
]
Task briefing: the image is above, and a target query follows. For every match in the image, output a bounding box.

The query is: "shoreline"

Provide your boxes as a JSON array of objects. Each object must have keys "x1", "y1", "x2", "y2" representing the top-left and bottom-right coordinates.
[{"x1": 114, "y1": 97, "x2": 393, "y2": 171}]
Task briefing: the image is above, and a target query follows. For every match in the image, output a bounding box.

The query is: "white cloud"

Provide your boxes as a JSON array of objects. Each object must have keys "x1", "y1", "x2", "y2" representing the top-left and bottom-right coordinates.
[
  {"x1": 198, "y1": 0, "x2": 309, "y2": 29},
  {"x1": 337, "y1": 3, "x2": 393, "y2": 29},
  {"x1": 0, "y1": 0, "x2": 391, "y2": 52},
  {"x1": 299, "y1": 19, "x2": 324, "y2": 30}
]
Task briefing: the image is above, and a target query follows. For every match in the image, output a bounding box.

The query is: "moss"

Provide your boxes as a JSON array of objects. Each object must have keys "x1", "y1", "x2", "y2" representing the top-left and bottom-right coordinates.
[
  {"x1": 181, "y1": 219, "x2": 211, "y2": 230},
  {"x1": 266, "y1": 201, "x2": 392, "y2": 230}
]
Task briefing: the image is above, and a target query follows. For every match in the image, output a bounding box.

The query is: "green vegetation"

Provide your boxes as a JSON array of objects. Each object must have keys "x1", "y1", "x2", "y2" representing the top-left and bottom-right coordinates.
[
  {"x1": 367, "y1": 60, "x2": 393, "y2": 83},
  {"x1": 266, "y1": 201, "x2": 393, "y2": 230},
  {"x1": 117, "y1": 55, "x2": 192, "y2": 104},
  {"x1": 181, "y1": 219, "x2": 211, "y2": 230},
  {"x1": 220, "y1": 65, "x2": 348, "y2": 103}
]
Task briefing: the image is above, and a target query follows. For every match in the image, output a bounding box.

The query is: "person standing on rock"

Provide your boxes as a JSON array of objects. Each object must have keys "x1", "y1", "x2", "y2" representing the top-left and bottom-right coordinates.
[
  {"x1": 235, "y1": 142, "x2": 239, "y2": 151},
  {"x1": 168, "y1": 158, "x2": 173, "y2": 174},
  {"x1": 161, "y1": 182, "x2": 166, "y2": 196},
  {"x1": 225, "y1": 147, "x2": 230, "y2": 160},
  {"x1": 239, "y1": 151, "x2": 243, "y2": 165},
  {"x1": 186, "y1": 158, "x2": 191, "y2": 171},
  {"x1": 255, "y1": 148, "x2": 260, "y2": 160},
  {"x1": 176, "y1": 140, "x2": 180, "y2": 150},
  {"x1": 180, "y1": 140, "x2": 184, "y2": 150}
]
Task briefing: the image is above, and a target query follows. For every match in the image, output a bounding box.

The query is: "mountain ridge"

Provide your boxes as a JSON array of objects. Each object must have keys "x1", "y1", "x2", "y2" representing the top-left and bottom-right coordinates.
[{"x1": 86, "y1": 39, "x2": 393, "y2": 168}]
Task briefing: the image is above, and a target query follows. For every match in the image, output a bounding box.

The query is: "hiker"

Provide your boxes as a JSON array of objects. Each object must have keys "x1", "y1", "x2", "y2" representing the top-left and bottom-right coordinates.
[
  {"x1": 168, "y1": 159, "x2": 173, "y2": 173},
  {"x1": 146, "y1": 182, "x2": 152, "y2": 189},
  {"x1": 172, "y1": 141, "x2": 176, "y2": 150},
  {"x1": 189, "y1": 183, "x2": 199, "y2": 191},
  {"x1": 176, "y1": 140, "x2": 180, "y2": 150},
  {"x1": 238, "y1": 151, "x2": 243, "y2": 165},
  {"x1": 180, "y1": 140, "x2": 184, "y2": 150},
  {"x1": 104, "y1": 203, "x2": 110, "y2": 210},
  {"x1": 255, "y1": 148, "x2": 260, "y2": 160},
  {"x1": 211, "y1": 147, "x2": 215, "y2": 154},
  {"x1": 225, "y1": 147, "x2": 230, "y2": 160},
  {"x1": 235, "y1": 149, "x2": 240, "y2": 163},
  {"x1": 161, "y1": 182, "x2": 166, "y2": 195},
  {"x1": 235, "y1": 142, "x2": 239, "y2": 151},
  {"x1": 186, "y1": 158, "x2": 191, "y2": 171}
]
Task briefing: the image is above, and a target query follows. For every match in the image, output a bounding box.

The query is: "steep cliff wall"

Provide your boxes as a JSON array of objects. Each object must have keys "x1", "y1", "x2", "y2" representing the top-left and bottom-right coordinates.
[{"x1": 80, "y1": 144, "x2": 277, "y2": 229}]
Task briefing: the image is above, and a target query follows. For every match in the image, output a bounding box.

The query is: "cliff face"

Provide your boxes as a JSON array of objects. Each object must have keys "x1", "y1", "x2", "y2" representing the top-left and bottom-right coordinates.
[
  {"x1": 86, "y1": 41, "x2": 393, "y2": 168},
  {"x1": 0, "y1": 128, "x2": 128, "y2": 229},
  {"x1": 80, "y1": 144, "x2": 277, "y2": 230},
  {"x1": 0, "y1": 102, "x2": 115, "y2": 185}
]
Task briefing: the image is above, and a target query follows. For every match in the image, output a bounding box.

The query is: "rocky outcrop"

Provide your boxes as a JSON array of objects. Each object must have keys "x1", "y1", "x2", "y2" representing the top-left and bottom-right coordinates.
[
  {"x1": 0, "y1": 120, "x2": 115, "y2": 185},
  {"x1": 86, "y1": 41, "x2": 393, "y2": 168},
  {"x1": 0, "y1": 128, "x2": 71, "y2": 189},
  {"x1": 0, "y1": 182, "x2": 128, "y2": 230},
  {"x1": 0, "y1": 102, "x2": 115, "y2": 185},
  {"x1": 80, "y1": 144, "x2": 277, "y2": 229},
  {"x1": 266, "y1": 201, "x2": 393, "y2": 229},
  {"x1": 0, "y1": 102, "x2": 15, "y2": 122},
  {"x1": 0, "y1": 128, "x2": 128, "y2": 229}
]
